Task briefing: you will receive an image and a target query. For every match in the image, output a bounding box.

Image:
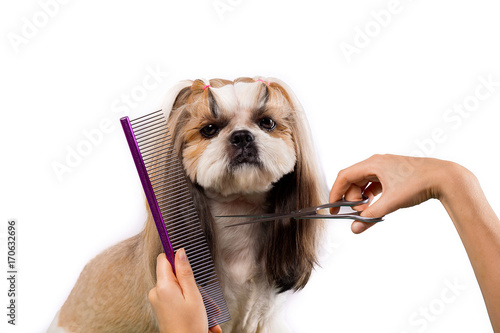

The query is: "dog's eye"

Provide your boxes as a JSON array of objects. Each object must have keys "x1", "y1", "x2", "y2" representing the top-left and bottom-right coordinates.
[
  {"x1": 259, "y1": 118, "x2": 276, "y2": 131},
  {"x1": 200, "y1": 124, "x2": 219, "y2": 138}
]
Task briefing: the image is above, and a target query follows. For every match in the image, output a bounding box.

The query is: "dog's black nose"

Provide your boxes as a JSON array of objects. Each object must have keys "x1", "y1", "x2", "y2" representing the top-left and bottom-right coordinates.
[{"x1": 230, "y1": 130, "x2": 254, "y2": 149}]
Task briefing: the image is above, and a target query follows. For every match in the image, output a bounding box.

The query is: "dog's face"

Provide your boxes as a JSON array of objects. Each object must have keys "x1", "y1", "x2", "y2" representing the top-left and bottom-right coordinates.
[
  {"x1": 172, "y1": 80, "x2": 297, "y2": 196},
  {"x1": 163, "y1": 77, "x2": 325, "y2": 292}
]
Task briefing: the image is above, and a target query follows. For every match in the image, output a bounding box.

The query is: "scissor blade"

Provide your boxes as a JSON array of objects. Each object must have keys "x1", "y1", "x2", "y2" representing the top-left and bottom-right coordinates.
[
  {"x1": 224, "y1": 212, "x2": 384, "y2": 227},
  {"x1": 222, "y1": 212, "x2": 309, "y2": 228}
]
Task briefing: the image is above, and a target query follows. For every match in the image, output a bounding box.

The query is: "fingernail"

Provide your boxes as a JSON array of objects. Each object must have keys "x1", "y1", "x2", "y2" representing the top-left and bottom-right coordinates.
[{"x1": 178, "y1": 248, "x2": 188, "y2": 263}]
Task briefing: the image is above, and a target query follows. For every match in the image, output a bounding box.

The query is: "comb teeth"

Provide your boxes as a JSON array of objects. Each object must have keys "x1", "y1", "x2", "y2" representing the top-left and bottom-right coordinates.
[{"x1": 121, "y1": 110, "x2": 231, "y2": 327}]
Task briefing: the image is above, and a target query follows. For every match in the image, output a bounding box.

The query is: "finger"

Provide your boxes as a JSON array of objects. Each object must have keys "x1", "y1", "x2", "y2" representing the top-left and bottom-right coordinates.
[
  {"x1": 329, "y1": 181, "x2": 369, "y2": 215},
  {"x1": 156, "y1": 253, "x2": 177, "y2": 286},
  {"x1": 174, "y1": 248, "x2": 200, "y2": 300},
  {"x1": 149, "y1": 253, "x2": 180, "y2": 304},
  {"x1": 352, "y1": 193, "x2": 399, "y2": 234},
  {"x1": 345, "y1": 184, "x2": 363, "y2": 201},
  {"x1": 351, "y1": 221, "x2": 377, "y2": 234},
  {"x1": 199, "y1": 285, "x2": 221, "y2": 317},
  {"x1": 363, "y1": 181, "x2": 383, "y2": 198},
  {"x1": 356, "y1": 182, "x2": 383, "y2": 213},
  {"x1": 330, "y1": 206, "x2": 341, "y2": 215},
  {"x1": 360, "y1": 193, "x2": 400, "y2": 220},
  {"x1": 209, "y1": 325, "x2": 222, "y2": 333},
  {"x1": 330, "y1": 161, "x2": 379, "y2": 203},
  {"x1": 352, "y1": 188, "x2": 388, "y2": 234},
  {"x1": 345, "y1": 185, "x2": 367, "y2": 211}
]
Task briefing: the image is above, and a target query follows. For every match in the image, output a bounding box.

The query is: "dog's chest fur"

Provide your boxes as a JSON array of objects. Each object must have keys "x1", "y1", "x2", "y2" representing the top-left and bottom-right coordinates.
[{"x1": 208, "y1": 194, "x2": 288, "y2": 333}]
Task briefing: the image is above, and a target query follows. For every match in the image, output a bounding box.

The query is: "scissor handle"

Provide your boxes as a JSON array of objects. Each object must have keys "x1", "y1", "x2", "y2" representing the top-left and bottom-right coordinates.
[
  {"x1": 298, "y1": 194, "x2": 370, "y2": 214},
  {"x1": 296, "y1": 211, "x2": 384, "y2": 223}
]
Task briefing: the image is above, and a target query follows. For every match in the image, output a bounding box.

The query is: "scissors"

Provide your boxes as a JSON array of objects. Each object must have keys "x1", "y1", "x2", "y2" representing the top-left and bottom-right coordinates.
[{"x1": 217, "y1": 194, "x2": 384, "y2": 228}]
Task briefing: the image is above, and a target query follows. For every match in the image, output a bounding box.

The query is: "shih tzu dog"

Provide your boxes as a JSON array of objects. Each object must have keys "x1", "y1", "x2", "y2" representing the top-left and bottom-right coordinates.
[{"x1": 50, "y1": 77, "x2": 327, "y2": 333}]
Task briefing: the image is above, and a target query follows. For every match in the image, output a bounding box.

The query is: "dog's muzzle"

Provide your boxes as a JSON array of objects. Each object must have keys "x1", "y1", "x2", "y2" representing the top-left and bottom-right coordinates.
[{"x1": 229, "y1": 130, "x2": 260, "y2": 167}]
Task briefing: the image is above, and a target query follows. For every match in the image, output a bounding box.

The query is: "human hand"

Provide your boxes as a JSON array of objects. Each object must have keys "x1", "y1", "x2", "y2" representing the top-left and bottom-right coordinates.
[
  {"x1": 330, "y1": 154, "x2": 500, "y2": 331},
  {"x1": 329, "y1": 154, "x2": 469, "y2": 234},
  {"x1": 148, "y1": 249, "x2": 222, "y2": 333}
]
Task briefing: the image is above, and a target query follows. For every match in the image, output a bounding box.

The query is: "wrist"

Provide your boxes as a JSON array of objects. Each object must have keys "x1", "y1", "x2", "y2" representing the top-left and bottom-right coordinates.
[{"x1": 437, "y1": 161, "x2": 479, "y2": 206}]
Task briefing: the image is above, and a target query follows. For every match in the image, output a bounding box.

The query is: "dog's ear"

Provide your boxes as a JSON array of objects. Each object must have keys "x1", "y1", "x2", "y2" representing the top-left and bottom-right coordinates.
[
  {"x1": 145, "y1": 80, "x2": 219, "y2": 283},
  {"x1": 161, "y1": 80, "x2": 193, "y2": 119},
  {"x1": 164, "y1": 79, "x2": 219, "y2": 255},
  {"x1": 160, "y1": 80, "x2": 194, "y2": 154},
  {"x1": 260, "y1": 78, "x2": 327, "y2": 293}
]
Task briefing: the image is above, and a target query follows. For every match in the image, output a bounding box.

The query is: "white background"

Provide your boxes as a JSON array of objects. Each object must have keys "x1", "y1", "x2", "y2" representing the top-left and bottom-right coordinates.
[{"x1": 1, "y1": 0, "x2": 499, "y2": 332}]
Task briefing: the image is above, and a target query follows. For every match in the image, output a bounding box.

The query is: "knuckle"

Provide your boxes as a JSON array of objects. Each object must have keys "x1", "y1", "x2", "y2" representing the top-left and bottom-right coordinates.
[
  {"x1": 148, "y1": 288, "x2": 157, "y2": 303},
  {"x1": 368, "y1": 154, "x2": 386, "y2": 171},
  {"x1": 156, "y1": 283, "x2": 170, "y2": 295},
  {"x1": 337, "y1": 168, "x2": 347, "y2": 180},
  {"x1": 362, "y1": 210, "x2": 376, "y2": 218}
]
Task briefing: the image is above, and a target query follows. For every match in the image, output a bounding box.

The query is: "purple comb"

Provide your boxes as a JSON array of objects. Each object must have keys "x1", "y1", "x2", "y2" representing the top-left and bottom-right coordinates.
[{"x1": 120, "y1": 110, "x2": 231, "y2": 327}]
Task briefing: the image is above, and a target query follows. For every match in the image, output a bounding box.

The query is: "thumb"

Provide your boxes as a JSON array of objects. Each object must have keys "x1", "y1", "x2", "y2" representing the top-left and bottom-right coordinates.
[
  {"x1": 360, "y1": 194, "x2": 391, "y2": 220},
  {"x1": 352, "y1": 195, "x2": 390, "y2": 234},
  {"x1": 174, "y1": 248, "x2": 200, "y2": 300}
]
